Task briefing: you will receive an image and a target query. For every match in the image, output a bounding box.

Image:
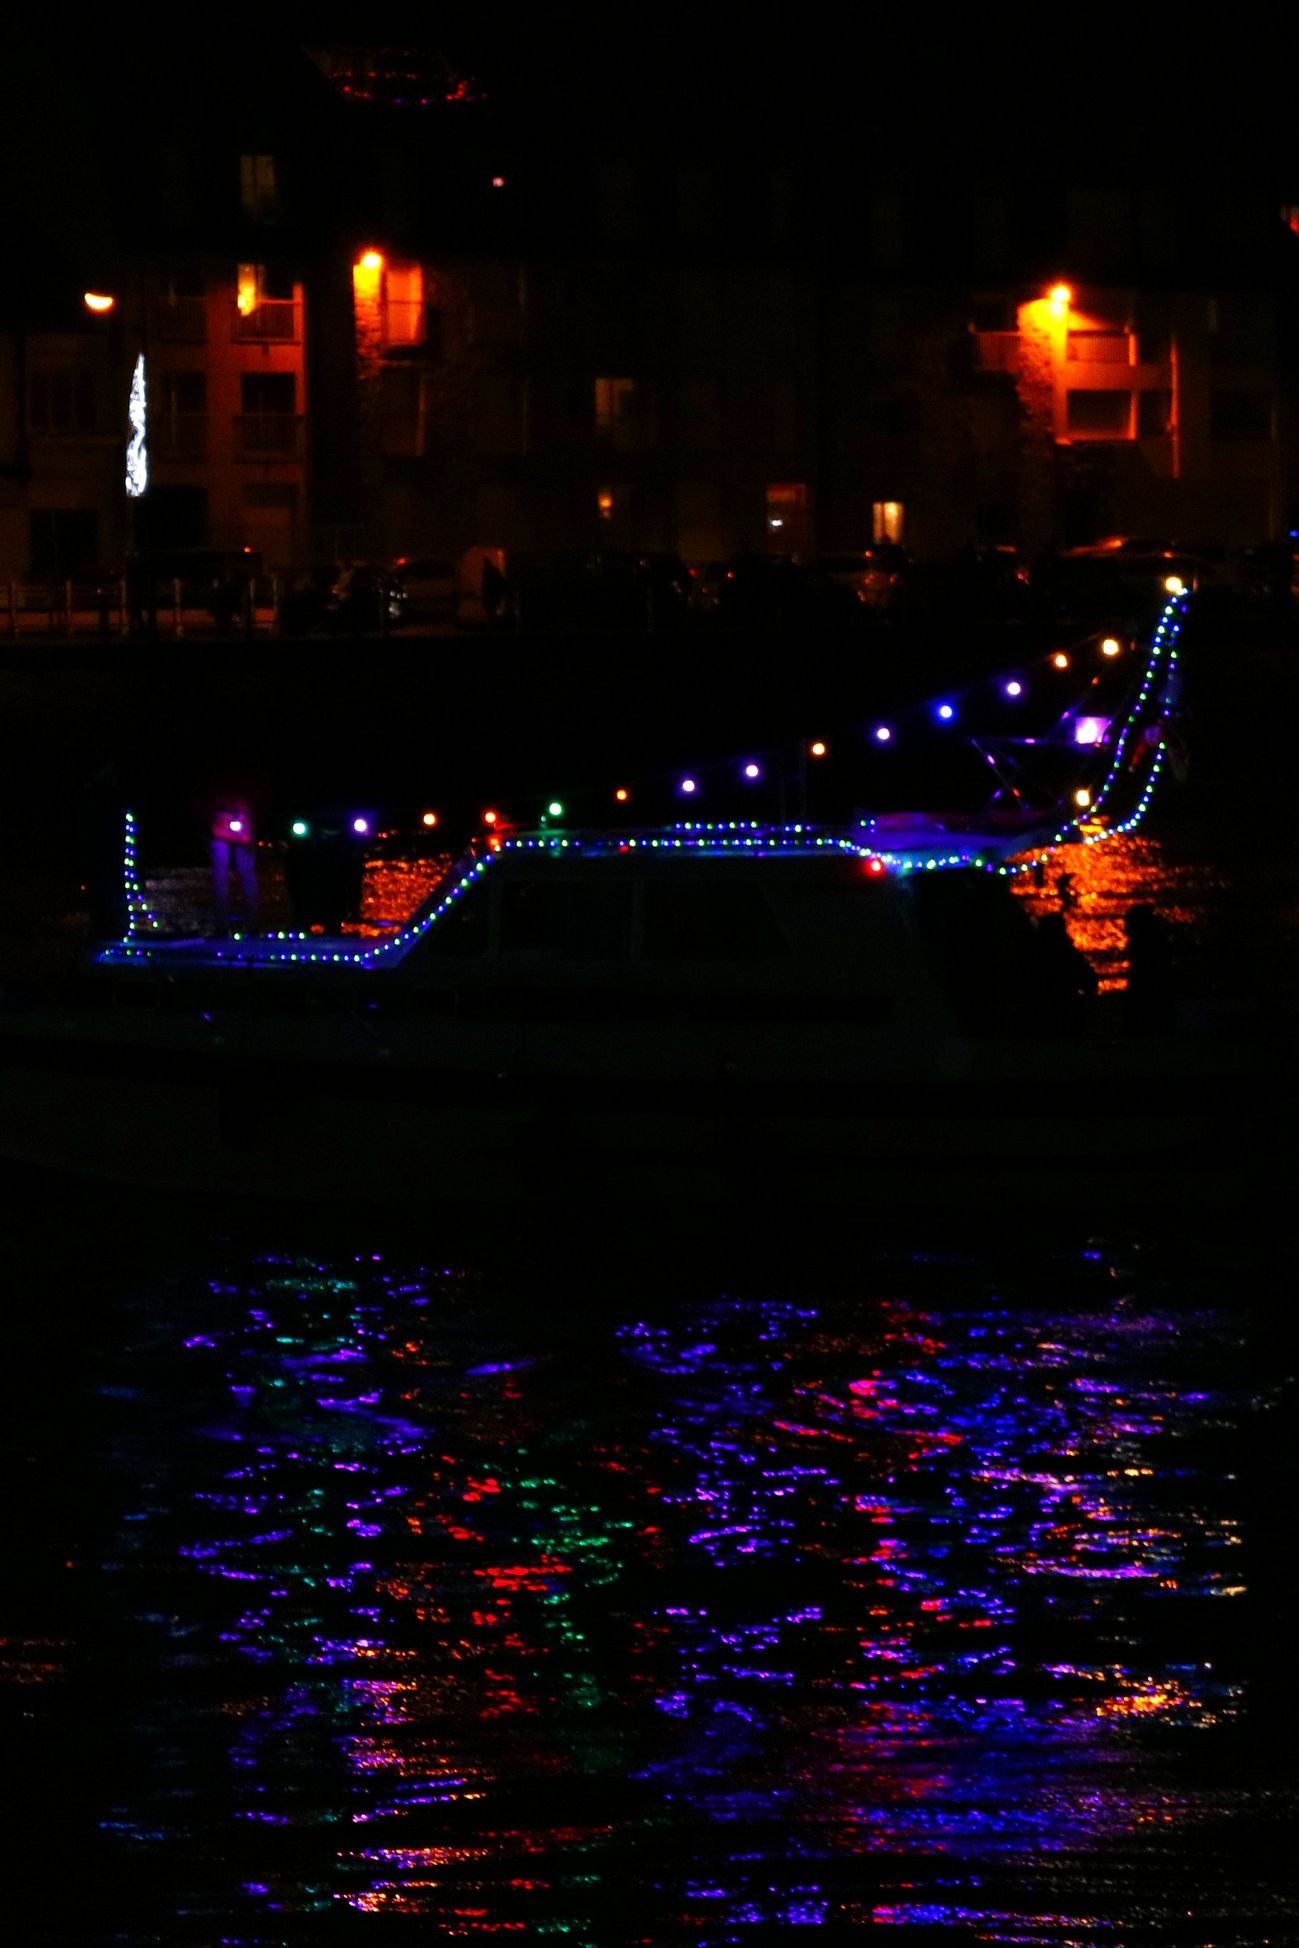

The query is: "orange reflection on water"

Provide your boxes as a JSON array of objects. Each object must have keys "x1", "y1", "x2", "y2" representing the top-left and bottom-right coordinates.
[
  {"x1": 360, "y1": 854, "x2": 452, "y2": 928},
  {"x1": 1008, "y1": 832, "x2": 1234, "y2": 995}
]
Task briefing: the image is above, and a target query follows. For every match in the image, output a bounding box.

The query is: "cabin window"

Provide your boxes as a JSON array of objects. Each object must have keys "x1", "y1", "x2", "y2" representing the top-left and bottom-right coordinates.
[
  {"x1": 642, "y1": 881, "x2": 788, "y2": 961},
  {"x1": 500, "y1": 880, "x2": 632, "y2": 960},
  {"x1": 424, "y1": 884, "x2": 490, "y2": 956}
]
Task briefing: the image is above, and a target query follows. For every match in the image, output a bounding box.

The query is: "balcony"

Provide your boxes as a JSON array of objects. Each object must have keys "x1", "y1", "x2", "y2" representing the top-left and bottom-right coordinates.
[
  {"x1": 1067, "y1": 330, "x2": 1132, "y2": 364},
  {"x1": 233, "y1": 413, "x2": 302, "y2": 458},
  {"x1": 231, "y1": 299, "x2": 301, "y2": 344}
]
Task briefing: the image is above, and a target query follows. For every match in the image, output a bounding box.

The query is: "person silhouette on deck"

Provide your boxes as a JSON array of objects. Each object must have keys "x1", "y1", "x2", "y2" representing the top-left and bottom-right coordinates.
[{"x1": 196, "y1": 772, "x2": 266, "y2": 934}]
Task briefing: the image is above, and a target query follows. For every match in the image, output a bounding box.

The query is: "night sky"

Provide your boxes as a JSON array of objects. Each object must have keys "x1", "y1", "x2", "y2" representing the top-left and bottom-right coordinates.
[{"x1": 4, "y1": 7, "x2": 1295, "y2": 171}]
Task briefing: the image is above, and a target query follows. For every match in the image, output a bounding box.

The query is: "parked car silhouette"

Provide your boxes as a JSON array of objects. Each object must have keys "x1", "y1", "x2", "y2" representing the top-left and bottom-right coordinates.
[
  {"x1": 717, "y1": 555, "x2": 863, "y2": 628},
  {"x1": 323, "y1": 563, "x2": 400, "y2": 633},
  {"x1": 389, "y1": 555, "x2": 458, "y2": 626},
  {"x1": 814, "y1": 545, "x2": 911, "y2": 612}
]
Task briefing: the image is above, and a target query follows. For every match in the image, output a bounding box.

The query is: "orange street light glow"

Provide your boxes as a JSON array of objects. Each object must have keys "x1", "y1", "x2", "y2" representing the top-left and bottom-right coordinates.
[
  {"x1": 615, "y1": 787, "x2": 629, "y2": 802},
  {"x1": 421, "y1": 810, "x2": 438, "y2": 828},
  {"x1": 83, "y1": 292, "x2": 115, "y2": 313},
  {"x1": 1048, "y1": 283, "x2": 1072, "y2": 306},
  {"x1": 810, "y1": 740, "x2": 827, "y2": 757},
  {"x1": 358, "y1": 249, "x2": 384, "y2": 271}
]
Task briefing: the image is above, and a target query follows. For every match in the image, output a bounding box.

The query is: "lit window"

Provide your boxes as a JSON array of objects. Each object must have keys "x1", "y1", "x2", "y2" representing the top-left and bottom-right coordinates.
[
  {"x1": 594, "y1": 377, "x2": 638, "y2": 450},
  {"x1": 382, "y1": 262, "x2": 425, "y2": 346},
  {"x1": 872, "y1": 500, "x2": 904, "y2": 543}
]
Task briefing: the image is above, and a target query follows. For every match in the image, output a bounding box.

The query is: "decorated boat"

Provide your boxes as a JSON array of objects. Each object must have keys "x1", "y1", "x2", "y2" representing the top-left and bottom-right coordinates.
[
  {"x1": 0, "y1": 584, "x2": 1279, "y2": 1229},
  {"x1": 0, "y1": 809, "x2": 1274, "y2": 1229}
]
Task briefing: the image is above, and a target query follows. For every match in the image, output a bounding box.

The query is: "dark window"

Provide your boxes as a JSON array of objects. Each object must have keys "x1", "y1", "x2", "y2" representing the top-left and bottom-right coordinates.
[
  {"x1": 569, "y1": 884, "x2": 633, "y2": 960},
  {"x1": 976, "y1": 501, "x2": 1013, "y2": 543},
  {"x1": 1065, "y1": 390, "x2": 1131, "y2": 436},
  {"x1": 971, "y1": 296, "x2": 1015, "y2": 332},
  {"x1": 161, "y1": 372, "x2": 207, "y2": 414},
  {"x1": 501, "y1": 881, "x2": 568, "y2": 955},
  {"x1": 239, "y1": 154, "x2": 278, "y2": 222},
  {"x1": 259, "y1": 264, "x2": 296, "y2": 301},
  {"x1": 1138, "y1": 390, "x2": 1173, "y2": 437},
  {"x1": 28, "y1": 509, "x2": 99, "y2": 578},
  {"x1": 28, "y1": 371, "x2": 98, "y2": 434},
  {"x1": 1135, "y1": 328, "x2": 1170, "y2": 364},
  {"x1": 1210, "y1": 390, "x2": 1271, "y2": 440},
  {"x1": 424, "y1": 883, "x2": 489, "y2": 956},
  {"x1": 500, "y1": 880, "x2": 632, "y2": 959},
  {"x1": 240, "y1": 372, "x2": 295, "y2": 413},
  {"x1": 869, "y1": 393, "x2": 921, "y2": 437},
  {"x1": 146, "y1": 485, "x2": 208, "y2": 553},
  {"x1": 642, "y1": 880, "x2": 787, "y2": 961}
]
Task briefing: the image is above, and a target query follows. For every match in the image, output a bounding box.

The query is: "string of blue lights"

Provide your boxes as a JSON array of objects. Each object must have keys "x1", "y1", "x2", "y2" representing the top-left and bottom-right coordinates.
[{"x1": 107, "y1": 592, "x2": 1186, "y2": 965}]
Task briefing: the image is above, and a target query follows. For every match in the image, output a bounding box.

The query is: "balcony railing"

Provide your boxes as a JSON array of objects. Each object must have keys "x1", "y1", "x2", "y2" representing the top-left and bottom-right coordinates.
[
  {"x1": 233, "y1": 413, "x2": 302, "y2": 458},
  {"x1": 1067, "y1": 331, "x2": 1132, "y2": 363},
  {"x1": 231, "y1": 299, "x2": 301, "y2": 344},
  {"x1": 152, "y1": 297, "x2": 207, "y2": 343}
]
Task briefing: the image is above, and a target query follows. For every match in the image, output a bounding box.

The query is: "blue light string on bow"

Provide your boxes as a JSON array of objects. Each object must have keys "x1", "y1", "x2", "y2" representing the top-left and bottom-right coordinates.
[
  {"x1": 122, "y1": 809, "x2": 163, "y2": 938},
  {"x1": 996, "y1": 591, "x2": 1184, "y2": 876}
]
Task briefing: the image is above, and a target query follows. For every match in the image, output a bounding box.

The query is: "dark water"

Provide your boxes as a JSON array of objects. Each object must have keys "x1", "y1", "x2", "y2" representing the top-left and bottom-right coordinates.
[{"x1": 3, "y1": 1217, "x2": 1296, "y2": 1946}]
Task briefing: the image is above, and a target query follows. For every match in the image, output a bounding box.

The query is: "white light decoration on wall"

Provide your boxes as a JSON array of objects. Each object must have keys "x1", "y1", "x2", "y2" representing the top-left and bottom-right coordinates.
[{"x1": 125, "y1": 354, "x2": 148, "y2": 498}]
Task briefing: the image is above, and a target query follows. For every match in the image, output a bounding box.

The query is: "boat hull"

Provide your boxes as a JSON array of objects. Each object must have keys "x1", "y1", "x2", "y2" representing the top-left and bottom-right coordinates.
[{"x1": 0, "y1": 1016, "x2": 1269, "y2": 1228}]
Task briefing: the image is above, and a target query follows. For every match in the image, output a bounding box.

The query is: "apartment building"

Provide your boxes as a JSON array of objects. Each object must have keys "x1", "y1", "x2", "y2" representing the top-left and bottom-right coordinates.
[{"x1": 1, "y1": 28, "x2": 1295, "y2": 584}]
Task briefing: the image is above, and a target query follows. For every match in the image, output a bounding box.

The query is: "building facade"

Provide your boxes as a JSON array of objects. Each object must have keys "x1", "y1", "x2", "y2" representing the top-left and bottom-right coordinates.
[{"x1": 1, "y1": 31, "x2": 1296, "y2": 586}]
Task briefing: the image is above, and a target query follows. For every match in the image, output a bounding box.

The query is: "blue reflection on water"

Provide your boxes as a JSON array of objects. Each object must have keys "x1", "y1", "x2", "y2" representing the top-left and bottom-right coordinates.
[{"x1": 4, "y1": 1241, "x2": 1294, "y2": 1943}]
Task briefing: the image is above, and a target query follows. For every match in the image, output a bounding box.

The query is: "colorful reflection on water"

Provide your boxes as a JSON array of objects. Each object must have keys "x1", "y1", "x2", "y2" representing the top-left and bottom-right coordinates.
[{"x1": 3, "y1": 1243, "x2": 1295, "y2": 1943}]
